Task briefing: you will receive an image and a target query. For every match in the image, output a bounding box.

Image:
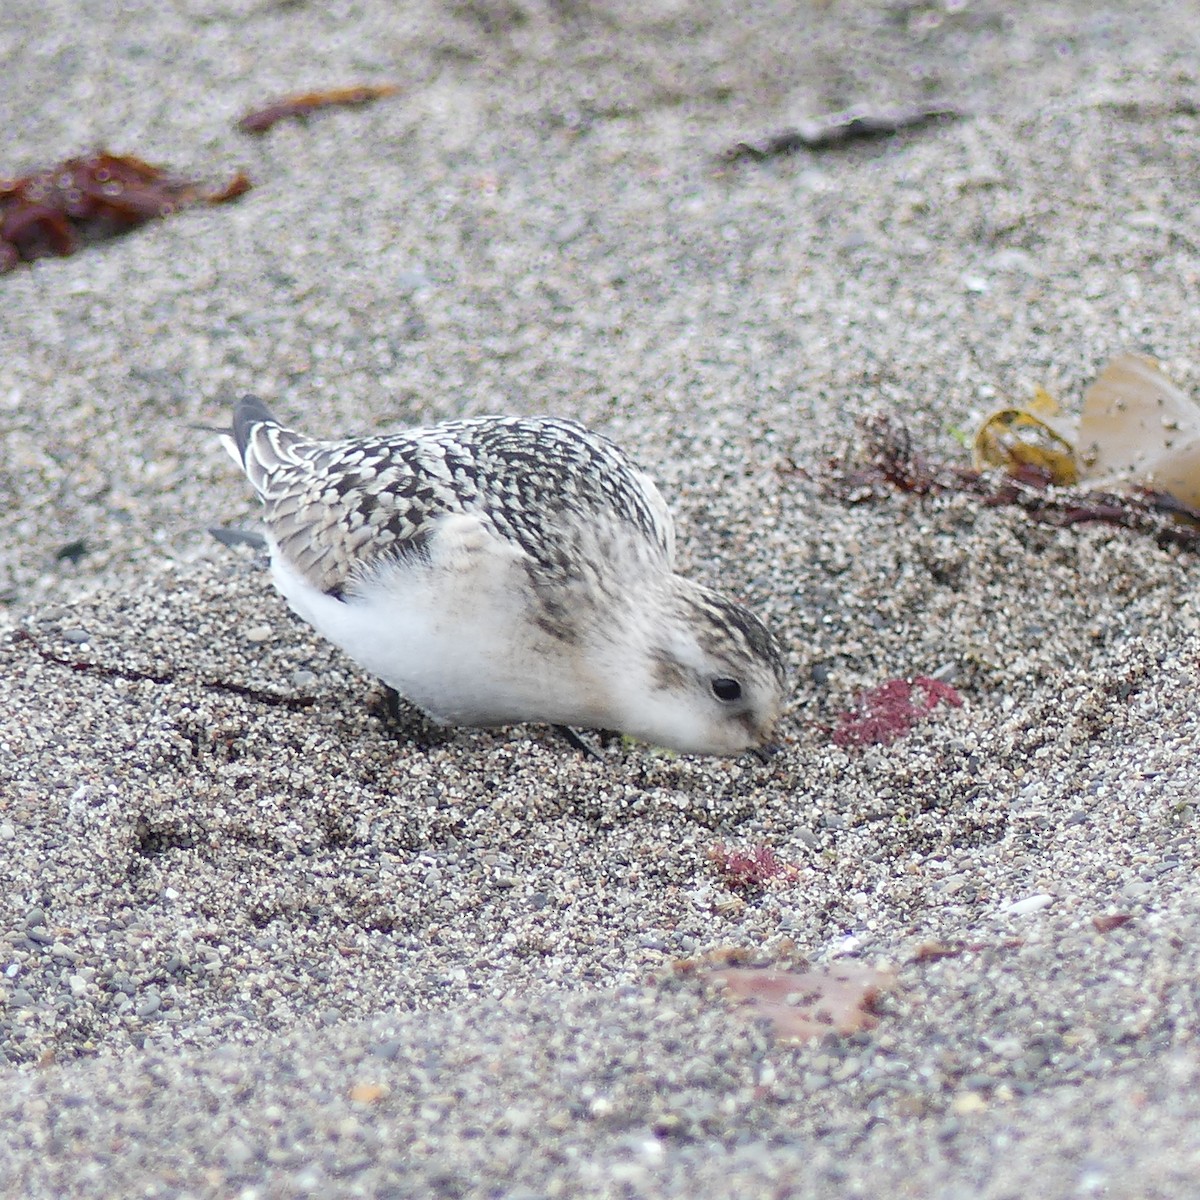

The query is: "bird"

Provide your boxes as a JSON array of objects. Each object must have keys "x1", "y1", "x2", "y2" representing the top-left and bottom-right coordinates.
[{"x1": 221, "y1": 396, "x2": 789, "y2": 755}]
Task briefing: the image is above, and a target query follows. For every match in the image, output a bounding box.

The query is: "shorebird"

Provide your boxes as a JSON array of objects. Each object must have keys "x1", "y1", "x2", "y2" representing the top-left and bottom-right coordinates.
[{"x1": 222, "y1": 396, "x2": 788, "y2": 755}]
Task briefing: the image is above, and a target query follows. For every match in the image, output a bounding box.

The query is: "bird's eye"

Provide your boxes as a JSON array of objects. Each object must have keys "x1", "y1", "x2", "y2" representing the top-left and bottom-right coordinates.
[{"x1": 711, "y1": 677, "x2": 742, "y2": 702}]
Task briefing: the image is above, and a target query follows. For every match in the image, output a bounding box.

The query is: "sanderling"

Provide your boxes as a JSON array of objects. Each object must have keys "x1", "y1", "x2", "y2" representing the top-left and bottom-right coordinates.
[{"x1": 222, "y1": 396, "x2": 788, "y2": 755}]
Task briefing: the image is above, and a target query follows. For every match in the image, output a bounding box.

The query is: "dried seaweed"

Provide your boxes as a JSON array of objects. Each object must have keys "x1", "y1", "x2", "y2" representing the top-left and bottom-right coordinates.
[
  {"x1": 828, "y1": 413, "x2": 1200, "y2": 552},
  {"x1": 238, "y1": 84, "x2": 399, "y2": 134},
  {"x1": 0, "y1": 151, "x2": 250, "y2": 272},
  {"x1": 1076, "y1": 354, "x2": 1200, "y2": 506},
  {"x1": 722, "y1": 103, "x2": 959, "y2": 163}
]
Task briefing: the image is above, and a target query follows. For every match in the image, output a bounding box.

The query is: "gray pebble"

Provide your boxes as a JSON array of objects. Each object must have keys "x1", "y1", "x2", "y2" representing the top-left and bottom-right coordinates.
[{"x1": 136, "y1": 993, "x2": 162, "y2": 1018}]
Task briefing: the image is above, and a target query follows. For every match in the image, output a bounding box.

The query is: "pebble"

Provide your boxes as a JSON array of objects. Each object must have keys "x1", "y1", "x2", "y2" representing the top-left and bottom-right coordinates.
[
  {"x1": 951, "y1": 1092, "x2": 989, "y2": 1116},
  {"x1": 244, "y1": 624, "x2": 273, "y2": 644},
  {"x1": 1002, "y1": 894, "x2": 1055, "y2": 916},
  {"x1": 136, "y1": 993, "x2": 162, "y2": 1018}
]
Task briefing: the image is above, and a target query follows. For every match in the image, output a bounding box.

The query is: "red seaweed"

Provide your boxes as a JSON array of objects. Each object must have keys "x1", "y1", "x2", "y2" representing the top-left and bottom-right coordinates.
[
  {"x1": 710, "y1": 843, "x2": 796, "y2": 891},
  {"x1": 0, "y1": 151, "x2": 250, "y2": 272},
  {"x1": 832, "y1": 675, "x2": 963, "y2": 748}
]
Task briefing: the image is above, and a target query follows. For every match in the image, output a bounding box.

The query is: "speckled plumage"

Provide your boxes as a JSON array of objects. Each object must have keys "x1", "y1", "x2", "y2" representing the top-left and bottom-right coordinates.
[
  {"x1": 232, "y1": 397, "x2": 676, "y2": 600},
  {"x1": 223, "y1": 396, "x2": 788, "y2": 755}
]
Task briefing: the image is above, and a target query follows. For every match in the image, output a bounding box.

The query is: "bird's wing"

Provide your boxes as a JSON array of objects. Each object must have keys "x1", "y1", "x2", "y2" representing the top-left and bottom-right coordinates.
[{"x1": 226, "y1": 396, "x2": 461, "y2": 598}]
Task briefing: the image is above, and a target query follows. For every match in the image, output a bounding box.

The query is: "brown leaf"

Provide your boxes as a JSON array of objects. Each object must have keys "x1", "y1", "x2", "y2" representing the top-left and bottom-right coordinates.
[
  {"x1": 705, "y1": 962, "x2": 896, "y2": 1044},
  {"x1": 1078, "y1": 354, "x2": 1200, "y2": 504},
  {"x1": 1092, "y1": 912, "x2": 1135, "y2": 933}
]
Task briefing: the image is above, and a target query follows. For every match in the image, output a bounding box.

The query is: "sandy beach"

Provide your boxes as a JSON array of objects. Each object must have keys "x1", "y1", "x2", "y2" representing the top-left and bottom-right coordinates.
[{"x1": 2, "y1": 1, "x2": 1200, "y2": 1195}]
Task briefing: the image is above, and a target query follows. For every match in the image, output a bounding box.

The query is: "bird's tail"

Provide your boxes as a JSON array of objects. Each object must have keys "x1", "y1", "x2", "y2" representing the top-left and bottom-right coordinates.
[{"x1": 221, "y1": 395, "x2": 312, "y2": 499}]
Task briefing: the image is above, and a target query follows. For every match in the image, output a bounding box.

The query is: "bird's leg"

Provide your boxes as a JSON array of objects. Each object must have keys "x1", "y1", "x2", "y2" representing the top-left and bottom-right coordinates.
[
  {"x1": 749, "y1": 741, "x2": 781, "y2": 765},
  {"x1": 370, "y1": 684, "x2": 453, "y2": 749},
  {"x1": 382, "y1": 684, "x2": 405, "y2": 725},
  {"x1": 553, "y1": 724, "x2": 604, "y2": 761}
]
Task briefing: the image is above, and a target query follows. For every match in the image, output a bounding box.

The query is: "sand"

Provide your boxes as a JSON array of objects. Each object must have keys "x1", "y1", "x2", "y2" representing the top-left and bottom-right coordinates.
[{"x1": 2, "y1": 0, "x2": 1200, "y2": 1195}]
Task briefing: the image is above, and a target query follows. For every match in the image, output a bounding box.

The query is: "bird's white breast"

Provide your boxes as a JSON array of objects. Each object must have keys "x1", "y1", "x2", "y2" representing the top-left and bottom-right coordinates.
[{"x1": 266, "y1": 516, "x2": 606, "y2": 728}]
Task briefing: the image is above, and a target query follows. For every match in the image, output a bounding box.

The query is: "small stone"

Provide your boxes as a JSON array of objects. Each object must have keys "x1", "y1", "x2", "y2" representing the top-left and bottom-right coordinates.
[
  {"x1": 987, "y1": 247, "x2": 1036, "y2": 273},
  {"x1": 221, "y1": 1137, "x2": 254, "y2": 1169},
  {"x1": 62, "y1": 628, "x2": 90, "y2": 644},
  {"x1": 951, "y1": 1091, "x2": 988, "y2": 1115},
  {"x1": 244, "y1": 624, "x2": 273, "y2": 643},
  {"x1": 1002, "y1": 894, "x2": 1054, "y2": 916},
  {"x1": 55, "y1": 539, "x2": 89, "y2": 563},
  {"x1": 0, "y1": 823, "x2": 15, "y2": 840},
  {"x1": 830, "y1": 1058, "x2": 860, "y2": 1082},
  {"x1": 291, "y1": 670, "x2": 317, "y2": 688},
  {"x1": 368, "y1": 1038, "x2": 404, "y2": 1061},
  {"x1": 394, "y1": 269, "x2": 431, "y2": 291},
  {"x1": 136, "y1": 992, "x2": 161, "y2": 1018}
]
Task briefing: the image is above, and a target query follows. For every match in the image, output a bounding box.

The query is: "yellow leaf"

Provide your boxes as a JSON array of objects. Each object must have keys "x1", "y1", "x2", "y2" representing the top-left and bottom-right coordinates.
[{"x1": 1077, "y1": 354, "x2": 1200, "y2": 506}]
